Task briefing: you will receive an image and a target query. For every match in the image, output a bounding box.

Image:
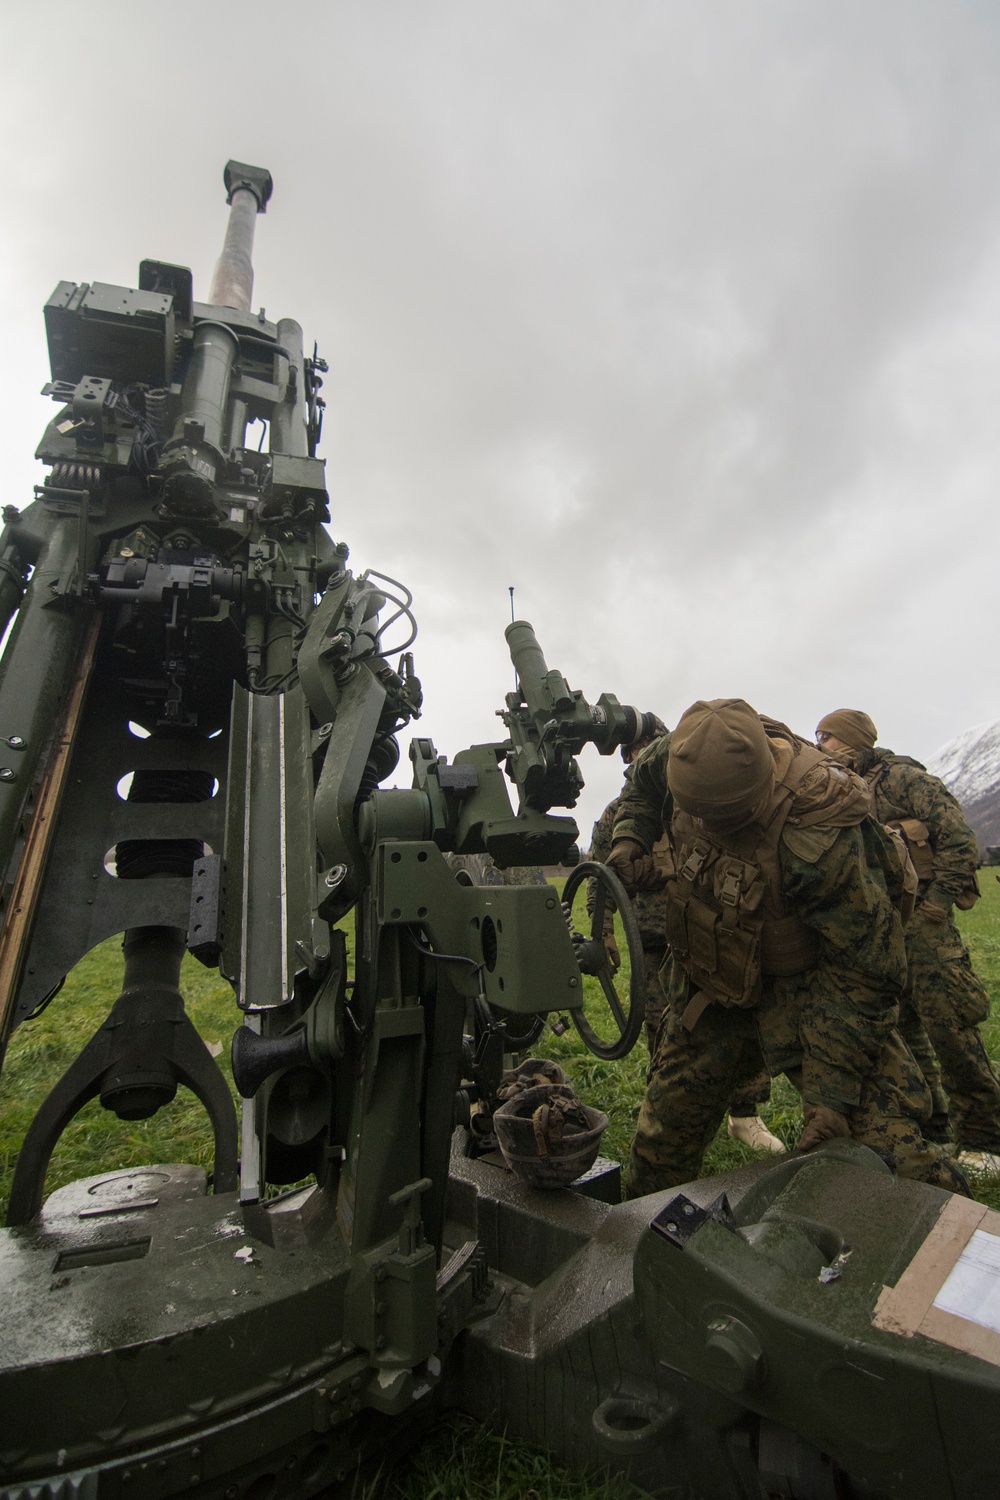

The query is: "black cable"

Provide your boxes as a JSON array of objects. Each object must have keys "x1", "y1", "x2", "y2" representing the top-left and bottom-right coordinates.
[
  {"x1": 114, "y1": 386, "x2": 162, "y2": 478},
  {"x1": 406, "y1": 927, "x2": 484, "y2": 983},
  {"x1": 246, "y1": 668, "x2": 299, "y2": 696},
  {"x1": 24, "y1": 976, "x2": 65, "y2": 1022}
]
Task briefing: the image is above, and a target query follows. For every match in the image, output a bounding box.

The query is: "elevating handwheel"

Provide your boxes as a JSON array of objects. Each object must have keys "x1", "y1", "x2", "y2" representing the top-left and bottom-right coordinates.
[{"x1": 560, "y1": 860, "x2": 646, "y2": 1061}]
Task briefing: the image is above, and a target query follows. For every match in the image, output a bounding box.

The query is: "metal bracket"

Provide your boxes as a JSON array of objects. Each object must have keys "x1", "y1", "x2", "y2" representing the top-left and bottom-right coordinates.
[{"x1": 650, "y1": 1191, "x2": 736, "y2": 1249}]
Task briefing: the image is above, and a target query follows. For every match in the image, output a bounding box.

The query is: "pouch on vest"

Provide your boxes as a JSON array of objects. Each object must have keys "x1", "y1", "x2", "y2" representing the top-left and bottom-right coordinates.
[
  {"x1": 651, "y1": 836, "x2": 675, "y2": 881},
  {"x1": 712, "y1": 855, "x2": 764, "y2": 912},
  {"x1": 888, "y1": 818, "x2": 935, "y2": 882},
  {"x1": 665, "y1": 889, "x2": 762, "y2": 1008}
]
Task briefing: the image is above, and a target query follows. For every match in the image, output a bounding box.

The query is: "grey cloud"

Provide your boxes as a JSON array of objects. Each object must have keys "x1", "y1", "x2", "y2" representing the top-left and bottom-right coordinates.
[{"x1": 3, "y1": 1, "x2": 1000, "y2": 836}]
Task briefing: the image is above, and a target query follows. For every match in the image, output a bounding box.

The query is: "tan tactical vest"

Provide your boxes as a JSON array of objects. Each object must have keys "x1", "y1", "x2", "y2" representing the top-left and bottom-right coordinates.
[
  {"x1": 663, "y1": 737, "x2": 865, "y2": 1025},
  {"x1": 865, "y1": 760, "x2": 978, "y2": 910},
  {"x1": 863, "y1": 762, "x2": 935, "y2": 881}
]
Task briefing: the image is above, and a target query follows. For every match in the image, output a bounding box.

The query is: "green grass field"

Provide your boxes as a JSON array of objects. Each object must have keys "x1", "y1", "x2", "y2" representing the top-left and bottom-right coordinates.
[{"x1": 3, "y1": 877, "x2": 1000, "y2": 1497}]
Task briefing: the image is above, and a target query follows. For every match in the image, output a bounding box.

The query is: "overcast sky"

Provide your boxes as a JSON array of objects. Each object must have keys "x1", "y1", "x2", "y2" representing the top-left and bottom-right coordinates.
[{"x1": 3, "y1": 1, "x2": 1000, "y2": 838}]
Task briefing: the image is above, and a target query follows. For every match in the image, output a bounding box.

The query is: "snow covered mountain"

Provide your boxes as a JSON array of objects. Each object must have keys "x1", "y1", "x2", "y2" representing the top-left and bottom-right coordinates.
[{"x1": 926, "y1": 721, "x2": 1000, "y2": 854}]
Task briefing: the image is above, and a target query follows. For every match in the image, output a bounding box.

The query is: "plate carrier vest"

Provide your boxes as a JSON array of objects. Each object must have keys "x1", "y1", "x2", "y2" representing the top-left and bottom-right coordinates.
[
  {"x1": 863, "y1": 760, "x2": 935, "y2": 880},
  {"x1": 663, "y1": 737, "x2": 861, "y2": 1025},
  {"x1": 865, "y1": 757, "x2": 978, "y2": 910}
]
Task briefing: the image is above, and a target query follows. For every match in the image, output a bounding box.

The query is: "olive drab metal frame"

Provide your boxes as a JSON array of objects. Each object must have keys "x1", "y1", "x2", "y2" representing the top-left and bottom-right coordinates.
[{"x1": 0, "y1": 164, "x2": 995, "y2": 1500}]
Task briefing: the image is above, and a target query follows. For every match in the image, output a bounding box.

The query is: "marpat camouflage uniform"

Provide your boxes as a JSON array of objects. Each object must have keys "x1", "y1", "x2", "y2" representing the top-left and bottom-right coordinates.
[
  {"x1": 613, "y1": 733, "x2": 967, "y2": 1197},
  {"x1": 856, "y1": 747, "x2": 1000, "y2": 1153},
  {"x1": 591, "y1": 795, "x2": 770, "y2": 1117}
]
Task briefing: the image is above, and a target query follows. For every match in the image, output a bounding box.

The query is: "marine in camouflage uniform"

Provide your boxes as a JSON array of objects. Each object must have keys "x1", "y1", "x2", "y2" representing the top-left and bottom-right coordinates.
[
  {"x1": 817, "y1": 709, "x2": 1000, "y2": 1157},
  {"x1": 608, "y1": 699, "x2": 968, "y2": 1198},
  {"x1": 591, "y1": 794, "x2": 773, "y2": 1124}
]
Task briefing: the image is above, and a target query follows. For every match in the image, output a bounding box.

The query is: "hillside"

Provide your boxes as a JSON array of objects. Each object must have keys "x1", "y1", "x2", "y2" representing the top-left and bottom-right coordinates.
[{"x1": 926, "y1": 721, "x2": 1000, "y2": 854}]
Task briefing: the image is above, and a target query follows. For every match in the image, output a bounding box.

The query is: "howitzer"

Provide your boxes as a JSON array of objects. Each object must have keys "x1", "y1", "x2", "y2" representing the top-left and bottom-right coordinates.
[{"x1": 0, "y1": 165, "x2": 997, "y2": 1500}]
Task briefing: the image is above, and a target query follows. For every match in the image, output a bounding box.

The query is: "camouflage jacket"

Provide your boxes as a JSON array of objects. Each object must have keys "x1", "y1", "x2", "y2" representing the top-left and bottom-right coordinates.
[
  {"x1": 852, "y1": 748, "x2": 979, "y2": 913},
  {"x1": 612, "y1": 732, "x2": 908, "y2": 1112},
  {"x1": 590, "y1": 796, "x2": 667, "y2": 948}
]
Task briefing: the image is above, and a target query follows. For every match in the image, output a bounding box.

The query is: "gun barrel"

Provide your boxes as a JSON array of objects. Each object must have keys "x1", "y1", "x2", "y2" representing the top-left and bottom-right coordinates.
[{"x1": 208, "y1": 160, "x2": 273, "y2": 312}]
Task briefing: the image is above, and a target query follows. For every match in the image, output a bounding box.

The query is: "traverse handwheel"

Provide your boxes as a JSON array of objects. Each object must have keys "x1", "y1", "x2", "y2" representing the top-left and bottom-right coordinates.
[{"x1": 560, "y1": 860, "x2": 646, "y2": 1061}]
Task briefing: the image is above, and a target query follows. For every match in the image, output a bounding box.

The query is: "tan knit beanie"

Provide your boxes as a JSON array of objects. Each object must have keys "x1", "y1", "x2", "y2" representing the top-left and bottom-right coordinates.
[
  {"x1": 815, "y1": 709, "x2": 877, "y2": 752},
  {"x1": 667, "y1": 699, "x2": 774, "y2": 825}
]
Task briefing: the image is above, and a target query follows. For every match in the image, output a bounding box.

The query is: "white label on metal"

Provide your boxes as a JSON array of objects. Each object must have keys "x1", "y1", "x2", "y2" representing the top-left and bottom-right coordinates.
[{"x1": 933, "y1": 1229, "x2": 1000, "y2": 1333}]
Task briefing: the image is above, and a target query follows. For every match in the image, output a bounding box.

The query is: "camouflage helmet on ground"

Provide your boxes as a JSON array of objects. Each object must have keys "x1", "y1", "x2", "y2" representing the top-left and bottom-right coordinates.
[{"x1": 493, "y1": 1082, "x2": 609, "y2": 1190}]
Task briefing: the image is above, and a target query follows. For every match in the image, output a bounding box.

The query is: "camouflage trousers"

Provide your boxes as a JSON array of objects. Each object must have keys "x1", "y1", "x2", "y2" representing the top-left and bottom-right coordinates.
[
  {"x1": 641, "y1": 942, "x2": 669, "y2": 1056},
  {"x1": 899, "y1": 904, "x2": 1000, "y2": 1152},
  {"x1": 628, "y1": 995, "x2": 969, "y2": 1198},
  {"x1": 640, "y1": 943, "x2": 771, "y2": 1118},
  {"x1": 727, "y1": 1067, "x2": 772, "y2": 1118}
]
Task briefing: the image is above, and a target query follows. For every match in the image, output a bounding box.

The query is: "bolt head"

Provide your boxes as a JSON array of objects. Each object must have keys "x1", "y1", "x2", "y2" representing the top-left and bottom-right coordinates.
[
  {"x1": 7, "y1": 736, "x2": 24, "y2": 750},
  {"x1": 0, "y1": 768, "x2": 16, "y2": 783}
]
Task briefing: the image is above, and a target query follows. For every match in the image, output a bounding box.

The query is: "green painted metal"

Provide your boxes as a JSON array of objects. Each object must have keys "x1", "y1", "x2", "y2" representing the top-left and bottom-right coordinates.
[
  {"x1": 0, "y1": 160, "x2": 993, "y2": 1500},
  {"x1": 221, "y1": 684, "x2": 317, "y2": 1012},
  {"x1": 0, "y1": 515, "x2": 95, "y2": 934}
]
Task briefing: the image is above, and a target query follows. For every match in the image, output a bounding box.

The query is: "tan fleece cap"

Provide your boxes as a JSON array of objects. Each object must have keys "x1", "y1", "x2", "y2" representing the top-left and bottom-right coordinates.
[
  {"x1": 667, "y1": 698, "x2": 773, "y2": 823},
  {"x1": 816, "y1": 709, "x2": 877, "y2": 752}
]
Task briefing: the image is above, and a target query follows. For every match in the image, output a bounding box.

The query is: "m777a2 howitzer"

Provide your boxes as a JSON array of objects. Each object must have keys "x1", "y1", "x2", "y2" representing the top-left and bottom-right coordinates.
[{"x1": 0, "y1": 164, "x2": 996, "y2": 1500}]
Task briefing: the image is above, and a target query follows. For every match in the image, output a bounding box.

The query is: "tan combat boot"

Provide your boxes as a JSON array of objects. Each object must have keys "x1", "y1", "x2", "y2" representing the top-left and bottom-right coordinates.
[
  {"x1": 727, "y1": 1114, "x2": 785, "y2": 1154},
  {"x1": 957, "y1": 1149, "x2": 1000, "y2": 1174}
]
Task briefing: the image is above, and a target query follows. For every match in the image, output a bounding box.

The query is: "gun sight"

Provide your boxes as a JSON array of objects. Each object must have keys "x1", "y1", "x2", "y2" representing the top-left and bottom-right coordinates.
[{"x1": 502, "y1": 620, "x2": 656, "y2": 812}]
